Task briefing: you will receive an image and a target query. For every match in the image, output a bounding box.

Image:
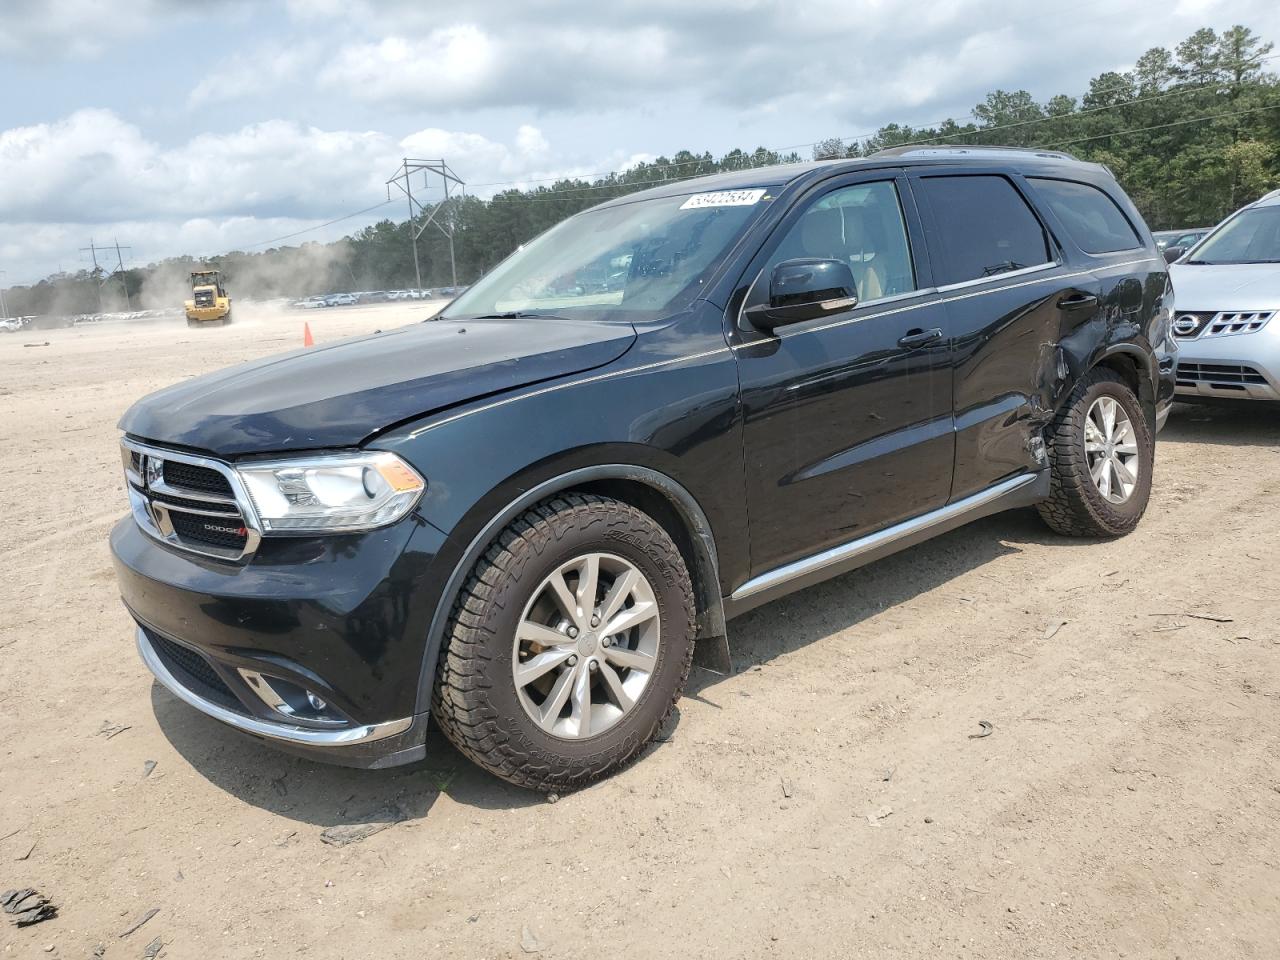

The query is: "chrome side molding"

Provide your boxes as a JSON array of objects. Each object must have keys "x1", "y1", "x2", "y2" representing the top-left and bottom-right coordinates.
[{"x1": 730, "y1": 473, "x2": 1039, "y2": 602}]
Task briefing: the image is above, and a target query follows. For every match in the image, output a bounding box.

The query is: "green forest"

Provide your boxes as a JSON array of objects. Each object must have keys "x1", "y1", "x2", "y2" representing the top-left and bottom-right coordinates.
[{"x1": 7, "y1": 23, "x2": 1279, "y2": 317}]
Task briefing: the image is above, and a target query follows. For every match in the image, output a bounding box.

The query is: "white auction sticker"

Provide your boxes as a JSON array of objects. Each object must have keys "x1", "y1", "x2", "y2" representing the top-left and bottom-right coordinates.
[{"x1": 679, "y1": 189, "x2": 768, "y2": 210}]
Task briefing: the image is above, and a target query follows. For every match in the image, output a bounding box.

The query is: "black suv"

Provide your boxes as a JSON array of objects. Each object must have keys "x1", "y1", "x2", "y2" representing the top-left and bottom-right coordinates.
[{"x1": 111, "y1": 146, "x2": 1177, "y2": 791}]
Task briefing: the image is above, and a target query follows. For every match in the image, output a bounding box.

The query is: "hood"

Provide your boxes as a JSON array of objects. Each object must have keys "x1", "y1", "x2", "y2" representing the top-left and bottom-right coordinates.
[
  {"x1": 1169, "y1": 262, "x2": 1280, "y2": 312},
  {"x1": 119, "y1": 317, "x2": 636, "y2": 456}
]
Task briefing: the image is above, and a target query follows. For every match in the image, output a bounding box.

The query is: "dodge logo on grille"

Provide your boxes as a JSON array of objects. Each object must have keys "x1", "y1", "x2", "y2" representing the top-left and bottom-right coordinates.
[{"x1": 202, "y1": 522, "x2": 247, "y2": 536}]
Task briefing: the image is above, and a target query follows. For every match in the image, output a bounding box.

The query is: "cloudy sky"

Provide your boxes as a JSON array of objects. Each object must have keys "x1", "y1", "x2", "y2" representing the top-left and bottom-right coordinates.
[{"x1": 1, "y1": 0, "x2": 1277, "y2": 285}]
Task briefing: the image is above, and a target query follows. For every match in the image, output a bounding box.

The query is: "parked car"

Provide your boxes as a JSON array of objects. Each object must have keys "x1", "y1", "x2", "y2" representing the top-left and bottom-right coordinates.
[
  {"x1": 111, "y1": 146, "x2": 1175, "y2": 791},
  {"x1": 1154, "y1": 228, "x2": 1211, "y2": 253},
  {"x1": 1168, "y1": 188, "x2": 1280, "y2": 402},
  {"x1": 324, "y1": 293, "x2": 358, "y2": 307},
  {"x1": 0, "y1": 317, "x2": 22, "y2": 333}
]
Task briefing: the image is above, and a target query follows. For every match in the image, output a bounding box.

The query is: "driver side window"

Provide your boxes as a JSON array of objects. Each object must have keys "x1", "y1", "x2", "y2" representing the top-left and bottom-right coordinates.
[{"x1": 765, "y1": 180, "x2": 917, "y2": 304}]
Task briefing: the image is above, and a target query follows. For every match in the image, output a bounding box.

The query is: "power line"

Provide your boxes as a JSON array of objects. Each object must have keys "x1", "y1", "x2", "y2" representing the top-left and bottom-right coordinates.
[
  {"x1": 242, "y1": 200, "x2": 394, "y2": 249},
  {"x1": 1040, "y1": 100, "x2": 1280, "y2": 148}
]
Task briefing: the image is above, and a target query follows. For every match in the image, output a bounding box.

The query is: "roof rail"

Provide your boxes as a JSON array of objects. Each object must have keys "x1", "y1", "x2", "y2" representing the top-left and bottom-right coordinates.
[
  {"x1": 1254, "y1": 187, "x2": 1280, "y2": 205},
  {"x1": 869, "y1": 144, "x2": 1080, "y2": 162}
]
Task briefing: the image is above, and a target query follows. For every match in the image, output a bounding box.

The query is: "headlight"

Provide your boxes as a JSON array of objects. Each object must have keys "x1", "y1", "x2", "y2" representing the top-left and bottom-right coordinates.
[{"x1": 236, "y1": 452, "x2": 425, "y2": 534}]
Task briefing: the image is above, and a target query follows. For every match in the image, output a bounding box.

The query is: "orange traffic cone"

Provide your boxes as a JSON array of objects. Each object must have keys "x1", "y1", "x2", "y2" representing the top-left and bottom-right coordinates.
[{"x1": 303, "y1": 322, "x2": 315, "y2": 347}]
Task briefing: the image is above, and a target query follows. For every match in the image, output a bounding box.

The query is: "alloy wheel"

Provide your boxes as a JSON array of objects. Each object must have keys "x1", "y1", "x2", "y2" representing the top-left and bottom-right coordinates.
[
  {"x1": 512, "y1": 552, "x2": 660, "y2": 739},
  {"x1": 1084, "y1": 396, "x2": 1140, "y2": 504}
]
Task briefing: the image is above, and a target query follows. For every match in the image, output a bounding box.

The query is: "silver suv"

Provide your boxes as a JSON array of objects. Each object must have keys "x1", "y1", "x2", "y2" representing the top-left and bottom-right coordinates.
[{"x1": 1169, "y1": 189, "x2": 1280, "y2": 403}]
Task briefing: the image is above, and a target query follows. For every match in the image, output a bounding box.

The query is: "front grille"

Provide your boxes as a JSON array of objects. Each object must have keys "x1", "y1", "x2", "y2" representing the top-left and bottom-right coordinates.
[
  {"x1": 1176, "y1": 362, "x2": 1269, "y2": 390},
  {"x1": 150, "y1": 490, "x2": 234, "y2": 512},
  {"x1": 169, "y1": 510, "x2": 248, "y2": 549},
  {"x1": 1175, "y1": 310, "x2": 1273, "y2": 340},
  {"x1": 148, "y1": 632, "x2": 246, "y2": 715},
  {"x1": 194, "y1": 291, "x2": 215, "y2": 307},
  {"x1": 163, "y1": 460, "x2": 234, "y2": 496},
  {"x1": 123, "y1": 441, "x2": 256, "y2": 560}
]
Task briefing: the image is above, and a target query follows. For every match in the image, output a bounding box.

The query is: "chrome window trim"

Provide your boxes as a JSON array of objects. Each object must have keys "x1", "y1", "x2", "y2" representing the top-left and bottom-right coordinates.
[
  {"x1": 137, "y1": 627, "x2": 412, "y2": 746},
  {"x1": 120, "y1": 437, "x2": 263, "y2": 561},
  {"x1": 934, "y1": 260, "x2": 1059, "y2": 293},
  {"x1": 736, "y1": 258, "x2": 1157, "y2": 342}
]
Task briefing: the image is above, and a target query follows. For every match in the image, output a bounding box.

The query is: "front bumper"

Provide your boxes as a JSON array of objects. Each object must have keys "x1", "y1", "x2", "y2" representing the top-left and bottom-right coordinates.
[
  {"x1": 135, "y1": 624, "x2": 427, "y2": 765},
  {"x1": 111, "y1": 511, "x2": 450, "y2": 768},
  {"x1": 1173, "y1": 326, "x2": 1280, "y2": 402}
]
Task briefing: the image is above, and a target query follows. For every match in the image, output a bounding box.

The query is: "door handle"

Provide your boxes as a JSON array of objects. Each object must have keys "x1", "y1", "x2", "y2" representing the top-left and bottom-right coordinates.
[
  {"x1": 897, "y1": 327, "x2": 943, "y2": 349},
  {"x1": 1057, "y1": 293, "x2": 1099, "y2": 310}
]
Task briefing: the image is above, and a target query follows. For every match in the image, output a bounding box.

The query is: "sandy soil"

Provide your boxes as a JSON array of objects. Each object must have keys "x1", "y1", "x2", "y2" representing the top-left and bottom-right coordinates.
[{"x1": 1, "y1": 301, "x2": 1278, "y2": 959}]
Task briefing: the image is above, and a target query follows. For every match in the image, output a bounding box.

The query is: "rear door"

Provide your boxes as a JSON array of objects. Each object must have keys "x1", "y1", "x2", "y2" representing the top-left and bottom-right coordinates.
[
  {"x1": 732, "y1": 172, "x2": 955, "y2": 576},
  {"x1": 910, "y1": 170, "x2": 1102, "y2": 501}
]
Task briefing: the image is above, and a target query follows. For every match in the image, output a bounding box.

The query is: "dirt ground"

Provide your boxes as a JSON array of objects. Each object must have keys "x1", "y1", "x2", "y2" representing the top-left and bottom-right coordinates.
[{"x1": 1, "y1": 301, "x2": 1278, "y2": 960}]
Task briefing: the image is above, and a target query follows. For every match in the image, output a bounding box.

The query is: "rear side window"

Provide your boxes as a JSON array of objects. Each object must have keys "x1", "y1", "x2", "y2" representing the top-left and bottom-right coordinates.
[
  {"x1": 1029, "y1": 178, "x2": 1141, "y2": 254},
  {"x1": 917, "y1": 175, "x2": 1052, "y2": 285}
]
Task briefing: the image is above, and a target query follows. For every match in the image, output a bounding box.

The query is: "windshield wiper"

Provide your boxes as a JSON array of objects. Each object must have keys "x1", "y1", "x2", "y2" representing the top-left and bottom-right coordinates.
[{"x1": 472, "y1": 311, "x2": 550, "y2": 319}]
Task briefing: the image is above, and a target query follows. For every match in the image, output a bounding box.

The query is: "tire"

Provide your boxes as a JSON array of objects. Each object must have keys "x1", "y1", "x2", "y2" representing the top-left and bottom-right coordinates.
[
  {"x1": 432, "y1": 493, "x2": 696, "y2": 792},
  {"x1": 1037, "y1": 367, "x2": 1153, "y2": 537}
]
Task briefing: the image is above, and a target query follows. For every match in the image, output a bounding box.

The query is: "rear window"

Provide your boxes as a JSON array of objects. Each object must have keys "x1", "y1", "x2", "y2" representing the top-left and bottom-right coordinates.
[
  {"x1": 1029, "y1": 178, "x2": 1142, "y2": 254},
  {"x1": 917, "y1": 175, "x2": 1052, "y2": 285}
]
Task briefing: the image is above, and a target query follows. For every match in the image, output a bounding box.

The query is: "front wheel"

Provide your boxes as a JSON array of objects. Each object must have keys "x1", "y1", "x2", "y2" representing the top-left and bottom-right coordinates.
[
  {"x1": 1037, "y1": 368, "x2": 1154, "y2": 537},
  {"x1": 432, "y1": 494, "x2": 695, "y2": 792}
]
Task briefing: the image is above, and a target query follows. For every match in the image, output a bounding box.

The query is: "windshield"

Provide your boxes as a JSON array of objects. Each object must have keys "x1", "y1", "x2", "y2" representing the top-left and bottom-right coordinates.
[
  {"x1": 446, "y1": 189, "x2": 774, "y2": 322},
  {"x1": 1186, "y1": 205, "x2": 1280, "y2": 264}
]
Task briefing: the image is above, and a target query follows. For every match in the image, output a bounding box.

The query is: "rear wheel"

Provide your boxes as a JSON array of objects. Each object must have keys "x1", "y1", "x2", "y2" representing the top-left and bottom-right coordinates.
[
  {"x1": 1037, "y1": 368, "x2": 1153, "y2": 537},
  {"x1": 432, "y1": 494, "x2": 695, "y2": 792}
]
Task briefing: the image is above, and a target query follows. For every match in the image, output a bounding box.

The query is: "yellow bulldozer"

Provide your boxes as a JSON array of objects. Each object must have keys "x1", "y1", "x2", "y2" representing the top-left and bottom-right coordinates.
[{"x1": 184, "y1": 270, "x2": 232, "y2": 326}]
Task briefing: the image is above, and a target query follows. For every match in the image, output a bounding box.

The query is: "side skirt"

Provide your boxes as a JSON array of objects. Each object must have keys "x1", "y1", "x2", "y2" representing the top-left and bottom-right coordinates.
[{"x1": 722, "y1": 470, "x2": 1048, "y2": 620}]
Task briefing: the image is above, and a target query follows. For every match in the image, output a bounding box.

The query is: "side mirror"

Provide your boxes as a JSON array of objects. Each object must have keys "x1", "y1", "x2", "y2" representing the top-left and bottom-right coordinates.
[
  {"x1": 745, "y1": 258, "x2": 858, "y2": 331},
  {"x1": 1162, "y1": 245, "x2": 1187, "y2": 264}
]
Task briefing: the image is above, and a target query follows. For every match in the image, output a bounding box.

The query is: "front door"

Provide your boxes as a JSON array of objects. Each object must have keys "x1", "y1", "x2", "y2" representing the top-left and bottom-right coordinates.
[{"x1": 732, "y1": 174, "x2": 955, "y2": 577}]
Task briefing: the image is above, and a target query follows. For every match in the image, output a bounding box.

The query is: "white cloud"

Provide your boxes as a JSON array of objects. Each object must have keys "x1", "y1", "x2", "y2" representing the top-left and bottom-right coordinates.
[
  {"x1": 188, "y1": 41, "x2": 323, "y2": 106},
  {"x1": 0, "y1": 0, "x2": 247, "y2": 59},
  {"x1": 319, "y1": 26, "x2": 502, "y2": 108}
]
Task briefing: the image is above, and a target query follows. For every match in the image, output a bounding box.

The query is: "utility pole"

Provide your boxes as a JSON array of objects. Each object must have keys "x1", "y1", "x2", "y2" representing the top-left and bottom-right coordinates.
[
  {"x1": 113, "y1": 238, "x2": 132, "y2": 311},
  {"x1": 385, "y1": 159, "x2": 465, "y2": 291},
  {"x1": 81, "y1": 239, "x2": 105, "y2": 311},
  {"x1": 79, "y1": 238, "x2": 132, "y2": 311},
  {"x1": 0, "y1": 270, "x2": 8, "y2": 320}
]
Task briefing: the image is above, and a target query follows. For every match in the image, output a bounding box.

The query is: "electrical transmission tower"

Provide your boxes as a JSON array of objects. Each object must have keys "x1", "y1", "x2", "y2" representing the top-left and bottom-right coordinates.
[
  {"x1": 80, "y1": 238, "x2": 133, "y2": 311},
  {"x1": 385, "y1": 159, "x2": 465, "y2": 291}
]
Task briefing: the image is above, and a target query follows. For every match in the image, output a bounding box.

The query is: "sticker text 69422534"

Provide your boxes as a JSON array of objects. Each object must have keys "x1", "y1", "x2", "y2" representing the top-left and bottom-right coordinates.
[{"x1": 679, "y1": 189, "x2": 768, "y2": 210}]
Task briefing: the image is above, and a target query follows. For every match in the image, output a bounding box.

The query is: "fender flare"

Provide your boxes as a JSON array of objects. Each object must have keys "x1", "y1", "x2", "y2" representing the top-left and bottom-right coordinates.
[
  {"x1": 413, "y1": 464, "x2": 729, "y2": 715},
  {"x1": 1096, "y1": 342, "x2": 1160, "y2": 424}
]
